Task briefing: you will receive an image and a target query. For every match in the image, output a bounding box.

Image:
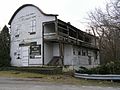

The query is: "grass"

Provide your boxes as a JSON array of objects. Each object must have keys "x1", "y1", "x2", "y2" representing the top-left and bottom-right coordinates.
[
  {"x1": 0, "y1": 70, "x2": 46, "y2": 78},
  {"x1": 0, "y1": 70, "x2": 120, "y2": 87}
]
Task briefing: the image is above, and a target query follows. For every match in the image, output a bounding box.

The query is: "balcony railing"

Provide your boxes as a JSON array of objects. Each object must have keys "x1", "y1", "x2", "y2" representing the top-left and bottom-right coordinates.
[
  {"x1": 43, "y1": 20, "x2": 98, "y2": 49},
  {"x1": 44, "y1": 33, "x2": 57, "y2": 40}
]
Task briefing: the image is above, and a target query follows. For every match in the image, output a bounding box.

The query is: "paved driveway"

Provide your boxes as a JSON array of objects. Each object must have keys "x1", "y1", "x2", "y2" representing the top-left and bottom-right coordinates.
[{"x1": 0, "y1": 77, "x2": 119, "y2": 90}]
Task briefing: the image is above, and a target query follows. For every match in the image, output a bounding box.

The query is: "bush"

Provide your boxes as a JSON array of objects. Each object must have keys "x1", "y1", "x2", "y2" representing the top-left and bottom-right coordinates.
[
  {"x1": 76, "y1": 61, "x2": 120, "y2": 74},
  {"x1": 76, "y1": 66, "x2": 89, "y2": 74}
]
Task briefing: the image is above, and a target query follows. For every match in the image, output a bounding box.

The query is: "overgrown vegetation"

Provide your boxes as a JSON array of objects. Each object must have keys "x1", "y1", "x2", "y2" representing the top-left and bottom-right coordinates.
[
  {"x1": 0, "y1": 25, "x2": 10, "y2": 67},
  {"x1": 87, "y1": 0, "x2": 120, "y2": 64},
  {"x1": 76, "y1": 61, "x2": 120, "y2": 74},
  {"x1": 86, "y1": 0, "x2": 120, "y2": 75}
]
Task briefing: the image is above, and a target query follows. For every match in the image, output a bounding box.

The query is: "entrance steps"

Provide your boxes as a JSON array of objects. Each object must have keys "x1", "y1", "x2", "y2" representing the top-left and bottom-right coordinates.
[{"x1": 47, "y1": 56, "x2": 62, "y2": 66}]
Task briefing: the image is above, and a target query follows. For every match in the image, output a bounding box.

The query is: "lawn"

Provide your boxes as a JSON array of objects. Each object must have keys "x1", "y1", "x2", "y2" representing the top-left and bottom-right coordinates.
[{"x1": 0, "y1": 70, "x2": 120, "y2": 87}]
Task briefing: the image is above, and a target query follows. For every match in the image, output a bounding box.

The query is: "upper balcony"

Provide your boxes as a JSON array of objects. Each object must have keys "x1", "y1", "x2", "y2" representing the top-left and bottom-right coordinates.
[
  {"x1": 43, "y1": 22, "x2": 58, "y2": 41},
  {"x1": 43, "y1": 19, "x2": 99, "y2": 50}
]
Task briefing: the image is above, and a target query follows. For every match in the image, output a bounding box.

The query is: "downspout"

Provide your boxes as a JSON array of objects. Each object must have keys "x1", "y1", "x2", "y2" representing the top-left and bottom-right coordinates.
[{"x1": 42, "y1": 23, "x2": 44, "y2": 65}]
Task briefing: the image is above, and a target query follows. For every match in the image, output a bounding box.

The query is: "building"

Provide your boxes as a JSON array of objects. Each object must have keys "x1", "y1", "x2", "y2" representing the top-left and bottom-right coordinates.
[{"x1": 8, "y1": 4, "x2": 100, "y2": 67}]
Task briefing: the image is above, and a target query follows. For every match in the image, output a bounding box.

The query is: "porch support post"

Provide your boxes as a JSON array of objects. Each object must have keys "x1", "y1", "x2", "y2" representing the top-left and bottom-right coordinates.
[
  {"x1": 59, "y1": 42, "x2": 64, "y2": 66},
  {"x1": 55, "y1": 19, "x2": 58, "y2": 36}
]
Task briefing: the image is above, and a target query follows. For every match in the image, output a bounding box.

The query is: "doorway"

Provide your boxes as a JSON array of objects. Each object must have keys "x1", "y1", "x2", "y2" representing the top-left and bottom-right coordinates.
[{"x1": 21, "y1": 46, "x2": 29, "y2": 66}]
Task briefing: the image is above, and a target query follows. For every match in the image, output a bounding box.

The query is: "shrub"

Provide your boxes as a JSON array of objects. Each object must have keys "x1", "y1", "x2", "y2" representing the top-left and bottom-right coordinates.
[{"x1": 76, "y1": 61, "x2": 120, "y2": 74}]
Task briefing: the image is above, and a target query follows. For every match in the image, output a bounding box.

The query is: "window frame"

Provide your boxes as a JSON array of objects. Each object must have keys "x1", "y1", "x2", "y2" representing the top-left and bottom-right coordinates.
[
  {"x1": 15, "y1": 24, "x2": 21, "y2": 37},
  {"x1": 30, "y1": 19, "x2": 36, "y2": 34}
]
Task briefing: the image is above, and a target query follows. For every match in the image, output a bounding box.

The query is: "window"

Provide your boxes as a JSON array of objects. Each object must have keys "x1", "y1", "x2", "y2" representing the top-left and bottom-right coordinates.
[
  {"x1": 69, "y1": 28, "x2": 76, "y2": 38},
  {"x1": 82, "y1": 50, "x2": 86, "y2": 56},
  {"x1": 85, "y1": 36, "x2": 91, "y2": 43},
  {"x1": 78, "y1": 31, "x2": 83, "y2": 40},
  {"x1": 30, "y1": 19, "x2": 36, "y2": 34},
  {"x1": 88, "y1": 56, "x2": 91, "y2": 65},
  {"x1": 88, "y1": 50, "x2": 91, "y2": 56},
  {"x1": 78, "y1": 49, "x2": 81, "y2": 55},
  {"x1": 58, "y1": 23, "x2": 68, "y2": 34},
  {"x1": 95, "y1": 51, "x2": 98, "y2": 59},
  {"x1": 15, "y1": 25, "x2": 21, "y2": 37},
  {"x1": 82, "y1": 49, "x2": 88, "y2": 56},
  {"x1": 73, "y1": 48, "x2": 75, "y2": 55}
]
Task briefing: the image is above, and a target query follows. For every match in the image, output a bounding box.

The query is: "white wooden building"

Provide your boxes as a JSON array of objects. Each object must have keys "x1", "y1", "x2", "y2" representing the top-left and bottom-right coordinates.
[{"x1": 8, "y1": 4, "x2": 100, "y2": 67}]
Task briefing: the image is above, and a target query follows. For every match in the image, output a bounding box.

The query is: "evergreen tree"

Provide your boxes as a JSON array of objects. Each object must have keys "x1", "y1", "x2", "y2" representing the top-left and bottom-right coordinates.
[{"x1": 0, "y1": 25, "x2": 10, "y2": 67}]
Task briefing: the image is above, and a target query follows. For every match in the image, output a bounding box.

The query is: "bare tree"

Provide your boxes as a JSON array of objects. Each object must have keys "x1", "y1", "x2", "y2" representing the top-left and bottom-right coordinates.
[{"x1": 87, "y1": 0, "x2": 120, "y2": 64}]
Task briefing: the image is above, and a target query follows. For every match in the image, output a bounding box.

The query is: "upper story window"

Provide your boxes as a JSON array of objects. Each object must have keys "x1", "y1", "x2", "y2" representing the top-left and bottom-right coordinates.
[
  {"x1": 85, "y1": 36, "x2": 92, "y2": 43},
  {"x1": 15, "y1": 25, "x2": 21, "y2": 37},
  {"x1": 30, "y1": 19, "x2": 36, "y2": 34},
  {"x1": 69, "y1": 28, "x2": 76, "y2": 38},
  {"x1": 82, "y1": 49, "x2": 88, "y2": 56}
]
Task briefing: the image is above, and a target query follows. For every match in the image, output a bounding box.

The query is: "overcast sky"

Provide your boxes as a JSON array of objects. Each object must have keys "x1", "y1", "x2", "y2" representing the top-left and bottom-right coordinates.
[{"x1": 0, "y1": 0, "x2": 106, "y2": 31}]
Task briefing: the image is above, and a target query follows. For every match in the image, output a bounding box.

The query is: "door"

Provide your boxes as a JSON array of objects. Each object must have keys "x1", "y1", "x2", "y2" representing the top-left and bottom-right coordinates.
[{"x1": 21, "y1": 46, "x2": 29, "y2": 66}]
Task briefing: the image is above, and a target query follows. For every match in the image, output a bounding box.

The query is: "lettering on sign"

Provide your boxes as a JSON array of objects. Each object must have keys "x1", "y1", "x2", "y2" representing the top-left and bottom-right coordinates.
[
  {"x1": 30, "y1": 45, "x2": 41, "y2": 59},
  {"x1": 18, "y1": 13, "x2": 36, "y2": 22}
]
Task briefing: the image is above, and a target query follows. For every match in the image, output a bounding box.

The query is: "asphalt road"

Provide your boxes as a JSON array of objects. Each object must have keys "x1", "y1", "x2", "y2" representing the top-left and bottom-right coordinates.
[{"x1": 0, "y1": 77, "x2": 119, "y2": 90}]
